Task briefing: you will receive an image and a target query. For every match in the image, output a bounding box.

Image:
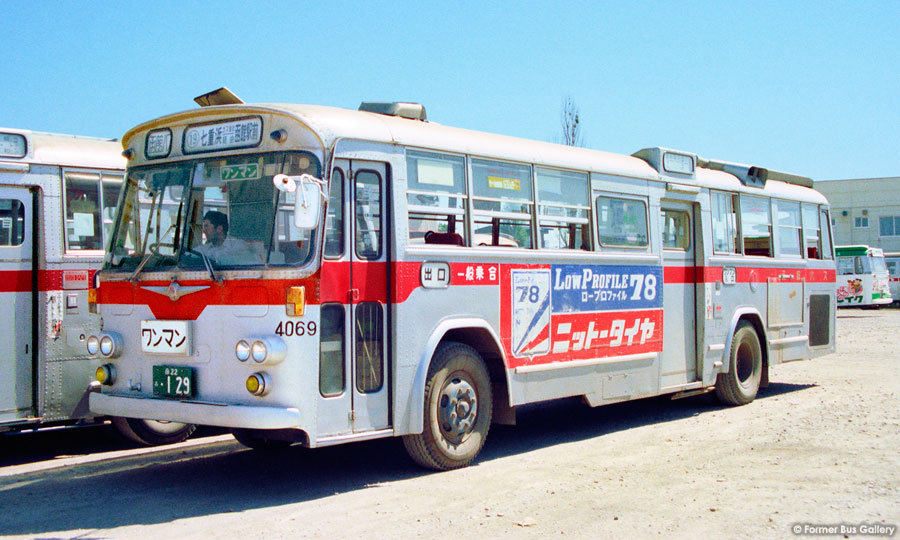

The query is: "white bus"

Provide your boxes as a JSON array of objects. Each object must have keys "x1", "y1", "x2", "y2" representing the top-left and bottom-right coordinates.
[
  {"x1": 0, "y1": 128, "x2": 196, "y2": 444},
  {"x1": 834, "y1": 245, "x2": 892, "y2": 307},
  {"x1": 88, "y1": 91, "x2": 836, "y2": 469},
  {"x1": 884, "y1": 252, "x2": 900, "y2": 304}
]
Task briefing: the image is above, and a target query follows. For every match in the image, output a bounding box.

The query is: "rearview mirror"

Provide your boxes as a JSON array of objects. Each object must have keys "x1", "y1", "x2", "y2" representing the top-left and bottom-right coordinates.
[{"x1": 273, "y1": 174, "x2": 323, "y2": 230}]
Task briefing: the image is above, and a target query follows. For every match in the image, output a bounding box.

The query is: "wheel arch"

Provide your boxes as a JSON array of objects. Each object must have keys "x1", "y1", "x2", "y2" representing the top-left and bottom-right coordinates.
[
  {"x1": 722, "y1": 308, "x2": 770, "y2": 386},
  {"x1": 402, "y1": 317, "x2": 511, "y2": 435}
]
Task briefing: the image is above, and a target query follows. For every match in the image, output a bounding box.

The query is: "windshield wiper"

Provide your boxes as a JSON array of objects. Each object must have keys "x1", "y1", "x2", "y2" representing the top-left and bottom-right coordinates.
[
  {"x1": 129, "y1": 224, "x2": 176, "y2": 281},
  {"x1": 188, "y1": 248, "x2": 218, "y2": 282}
]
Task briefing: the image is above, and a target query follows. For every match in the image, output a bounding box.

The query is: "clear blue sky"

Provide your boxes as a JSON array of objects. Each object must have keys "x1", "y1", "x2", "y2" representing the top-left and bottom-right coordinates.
[{"x1": 2, "y1": 1, "x2": 898, "y2": 181}]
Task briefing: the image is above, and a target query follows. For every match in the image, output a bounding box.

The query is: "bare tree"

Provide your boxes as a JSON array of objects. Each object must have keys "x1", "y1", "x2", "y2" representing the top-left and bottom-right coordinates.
[{"x1": 560, "y1": 96, "x2": 583, "y2": 147}]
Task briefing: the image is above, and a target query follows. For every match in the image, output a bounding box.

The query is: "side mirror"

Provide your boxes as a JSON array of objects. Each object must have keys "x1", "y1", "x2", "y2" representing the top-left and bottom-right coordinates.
[{"x1": 273, "y1": 174, "x2": 323, "y2": 230}]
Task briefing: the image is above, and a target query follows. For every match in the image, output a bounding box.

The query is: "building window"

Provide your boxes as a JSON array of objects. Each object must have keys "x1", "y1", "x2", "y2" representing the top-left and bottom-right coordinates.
[
  {"x1": 879, "y1": 216, "x2": 900, "y2": 237},
  {"x1": 854, "y1": 216, "x2": 869, "y2": 228}
]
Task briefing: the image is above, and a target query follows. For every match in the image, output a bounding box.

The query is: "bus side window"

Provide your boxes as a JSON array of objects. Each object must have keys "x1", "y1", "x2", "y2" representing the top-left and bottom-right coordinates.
[
  {"x1": 712, "y1": 191, "x2": 740, "y2": 254},
  {"x1": 64, "y1": 171, "x2": 102, "y2": 251},
  {"x1": 536, "y1": 167, "x2": 590, "y2": 250},
  {"x1": 595, "y1": 195, "x2": 648, "y2": 248},
  {"x1": 101, "y1": 174, "x2": 123, "y2": 249},
  {"x1": 323, "y1": 168, "x2": 345, "y2": 258},
  {"x1": 471, "y1": 158, "x2": 533, "y2": 248},
  {"x1": 802, "y1": 203, "x2": 822, "y2": 259},
  {"x1": 740, "y1": 194, "x2": 772, "y2": 257},
  {"x1": 774, "y1": 199, "x2": 802, "y2": 258},
  {"x1": 0, "y1": 199, "x2": 25, "y2": 246},
  {"x1": 406, "y1": 151, "x2": 467, "y2": 246}
]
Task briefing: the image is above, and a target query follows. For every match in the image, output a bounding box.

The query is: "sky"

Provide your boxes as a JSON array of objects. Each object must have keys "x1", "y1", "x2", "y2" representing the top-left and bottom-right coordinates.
[{"x1": 2, "y1": 1, "x2": 898, "y2": 181}]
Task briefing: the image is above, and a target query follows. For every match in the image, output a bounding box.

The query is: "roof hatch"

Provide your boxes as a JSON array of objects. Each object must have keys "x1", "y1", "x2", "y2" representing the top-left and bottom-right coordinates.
[{"x1": 358, "y1": 102, "x2": 427, "y2": 121}]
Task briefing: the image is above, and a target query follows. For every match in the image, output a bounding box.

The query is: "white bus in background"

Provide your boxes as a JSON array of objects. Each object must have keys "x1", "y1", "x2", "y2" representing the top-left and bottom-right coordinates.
[
  {"x1": 88, "y1": 91, "x2": 836, "y2": 469},
  {"x1": 0, "y1": 128, "x2": 196, "y2": 444},
  {"x1": 835, "y1": 245, "x2": 892, "y2": 307},
  {"x1": 883, "y1": 252, "x2": 900, "y2": 304}
]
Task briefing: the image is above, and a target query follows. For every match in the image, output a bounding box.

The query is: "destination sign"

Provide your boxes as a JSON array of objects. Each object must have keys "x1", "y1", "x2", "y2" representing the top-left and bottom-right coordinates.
[{"x1": 183, "y1": 117, "x2": 262, "y2": 154}]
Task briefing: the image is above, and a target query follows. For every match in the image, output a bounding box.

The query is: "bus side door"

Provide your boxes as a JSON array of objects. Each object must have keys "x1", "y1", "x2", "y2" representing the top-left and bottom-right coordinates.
[
  {"x1": 0, "y1": 186, "x2": 34, "y2": 424},
  {"x1": 660, "y1": 201, "x2": 698, "y2": 388}
]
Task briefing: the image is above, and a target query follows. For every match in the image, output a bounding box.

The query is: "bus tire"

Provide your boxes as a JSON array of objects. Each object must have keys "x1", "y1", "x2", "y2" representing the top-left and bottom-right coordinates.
[
  {"x1": 111, "y1": 416, "x2": 197, "y2": 446},
  {"x1": 715, "y1": 321, "x2": 763, "y2": 406},
  {"x1": 231, "y1": 428, "x2": 293, "y2": 450},
  {"x1": 402, "y1": 342, "x2": 492, "y2": 471}
]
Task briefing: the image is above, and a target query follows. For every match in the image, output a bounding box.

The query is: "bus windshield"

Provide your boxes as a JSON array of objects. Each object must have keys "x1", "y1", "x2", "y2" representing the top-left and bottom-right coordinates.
[{"x1": 105, "y1": 151, "x2": 321, "y2": 273}]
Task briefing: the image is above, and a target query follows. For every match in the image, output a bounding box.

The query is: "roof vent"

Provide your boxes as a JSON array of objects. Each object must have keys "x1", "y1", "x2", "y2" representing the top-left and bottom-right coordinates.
[
  {"x1": 194, "y1": 87, "x2": 244, "y2": 107},
  {"x1": 359, "y1": 102, "x2": 427, "y2": 121}
]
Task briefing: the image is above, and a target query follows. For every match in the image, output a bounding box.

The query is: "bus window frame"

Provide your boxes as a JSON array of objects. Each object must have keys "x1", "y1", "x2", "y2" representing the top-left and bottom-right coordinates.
[{"x1": 593, "y1": 193, "x2": 650, "y2": 251}]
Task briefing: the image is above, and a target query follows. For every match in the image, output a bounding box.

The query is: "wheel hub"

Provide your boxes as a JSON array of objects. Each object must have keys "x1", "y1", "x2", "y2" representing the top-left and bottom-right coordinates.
[{"x1": 439, "y1": 377, "x2": 478, "y2": 440}]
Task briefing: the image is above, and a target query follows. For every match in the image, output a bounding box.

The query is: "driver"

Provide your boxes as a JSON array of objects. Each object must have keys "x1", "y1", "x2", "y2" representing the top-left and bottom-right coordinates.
[{"x1": 196, "y1": 210, "x2": 251, "y2": 261}]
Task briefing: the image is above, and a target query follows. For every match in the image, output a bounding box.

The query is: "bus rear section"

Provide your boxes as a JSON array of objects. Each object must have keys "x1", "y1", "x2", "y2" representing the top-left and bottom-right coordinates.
[
  {"x1": 89, "y1": 96, "x2": 837, "y2": 469},
  {"x1": 0, "y1": 128, "x2": 195, "y2": 445},
  {"x1": 835, "y1": 245, "x2": 892, "y2": 307},
  {"x1": 884, "y1": 253, "x2": 900, "y2": 303}
]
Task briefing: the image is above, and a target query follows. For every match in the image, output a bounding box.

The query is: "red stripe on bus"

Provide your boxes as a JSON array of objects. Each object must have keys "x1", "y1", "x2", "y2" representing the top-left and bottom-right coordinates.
[
  {"x1": 664, "y1": 266, "x2": 836, "y2": 284},
  {"x1": 0, "y1": 269, "x2": 97, "y2": 292}
]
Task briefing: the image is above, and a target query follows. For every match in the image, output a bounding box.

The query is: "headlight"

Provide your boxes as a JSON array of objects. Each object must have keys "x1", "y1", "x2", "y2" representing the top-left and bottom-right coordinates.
[
  {"x1": 237, "y1": 336, "x2": 286, "y2": 364},
  {"x1": 251, "y1": 340, "x2": 268, "y2": 363},
  {"x1": 246, "y1": 372, "x2": 271, "y2": 396},
  {"x1": 94, "y1": 332, "x2": 123, "y2": 358},
  {"x1": 95, "y1": 364, "x2": 116, "y2": 385},
  {"x1": 86, "y1": 335, "x2": 100, "y2": 356},
  {"x1": 235, "y1": 340, "x2": 251, "y2": 362},
  {"x1": 100, "y1": 335, "x2": 114, "y2": 356}
]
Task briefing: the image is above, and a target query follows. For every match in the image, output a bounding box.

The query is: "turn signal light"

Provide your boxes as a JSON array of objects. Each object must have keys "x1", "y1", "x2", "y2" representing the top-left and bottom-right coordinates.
[
  {"x1": 246, "y1": 372, "x2": 272, "y2": 396},
  {"x1": 95, "y1": 364, "x2": 116, "y2": 385}
]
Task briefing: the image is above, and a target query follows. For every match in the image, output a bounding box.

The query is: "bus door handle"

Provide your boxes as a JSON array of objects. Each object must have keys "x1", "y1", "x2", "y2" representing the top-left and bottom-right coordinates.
[{"x1": 348, "y1": 288, "x2": 360, "y2": 302}]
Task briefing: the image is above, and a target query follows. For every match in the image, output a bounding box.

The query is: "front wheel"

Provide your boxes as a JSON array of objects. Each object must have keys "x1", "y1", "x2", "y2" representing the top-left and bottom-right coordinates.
[
  {"x1": 111, "y1": 417, "x2": 197, "y2": 446},
  {"x1": 715, "y1": 321, "x2": 763, "y2": 406},
  {"x1": 402, "y1": 342, "x2": 493, "y2": 470}
]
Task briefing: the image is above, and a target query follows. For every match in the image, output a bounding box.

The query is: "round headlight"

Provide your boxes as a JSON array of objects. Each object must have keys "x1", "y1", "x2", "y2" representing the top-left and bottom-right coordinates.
[
  {"x1": 251, "y1": 340, "x2": 267, "y2": 363},
  {"x1": 235, "y1": 340, "x2": 251, "y2": 362},
  {"x1": 100, "y1": 335, "x2": 114, "y2": 356},
  {"x1": 86, "y1": 335, "x2": 100, "y2": 356}
]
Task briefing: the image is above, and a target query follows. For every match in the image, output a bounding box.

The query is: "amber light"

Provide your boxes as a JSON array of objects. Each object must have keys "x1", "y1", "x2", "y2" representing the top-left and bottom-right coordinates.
[{"x1": 286, "y1": 286, "x2": 305, "y2": 317}]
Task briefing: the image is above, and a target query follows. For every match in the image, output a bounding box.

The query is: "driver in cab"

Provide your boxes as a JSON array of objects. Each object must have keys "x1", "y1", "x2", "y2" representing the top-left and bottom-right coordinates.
[{"x1": 196, "y1": 210, "x2": 253, "y2": 263}]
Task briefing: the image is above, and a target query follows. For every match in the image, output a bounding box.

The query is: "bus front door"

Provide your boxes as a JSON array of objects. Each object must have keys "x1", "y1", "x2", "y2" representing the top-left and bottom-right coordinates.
[
  {"x1": 0, "y1": 186, "x2": 34, "y2": 424},
  {"x1": 317, "y1": 159, "x2": 390, "y2": 439}
]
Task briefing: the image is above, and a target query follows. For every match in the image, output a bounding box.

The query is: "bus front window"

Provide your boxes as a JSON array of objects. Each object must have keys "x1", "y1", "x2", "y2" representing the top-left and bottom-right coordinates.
[{"x1": 106, "y1": 151, "x2": 320, "y2": 272}]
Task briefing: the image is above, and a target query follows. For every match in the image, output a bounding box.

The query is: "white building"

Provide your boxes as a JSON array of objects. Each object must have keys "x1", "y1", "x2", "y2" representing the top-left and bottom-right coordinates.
[{"x1": 814, "y1": 177, "x2": 900, "y2": 253}]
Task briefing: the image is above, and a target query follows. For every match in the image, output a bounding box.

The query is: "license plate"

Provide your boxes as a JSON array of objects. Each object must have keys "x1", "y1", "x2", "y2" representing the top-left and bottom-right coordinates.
[
  {"x1": 153, "y1": 365, "x2": 194, "y2": 398},
  {"x1": 141, "y1": 320, "x2": 191, "y2": 355}
]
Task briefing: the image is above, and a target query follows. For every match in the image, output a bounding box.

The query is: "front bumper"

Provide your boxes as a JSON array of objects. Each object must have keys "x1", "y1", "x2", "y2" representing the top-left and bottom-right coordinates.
[{"x1": 90, "y1": 392, "x2": 301, "y2": 429}]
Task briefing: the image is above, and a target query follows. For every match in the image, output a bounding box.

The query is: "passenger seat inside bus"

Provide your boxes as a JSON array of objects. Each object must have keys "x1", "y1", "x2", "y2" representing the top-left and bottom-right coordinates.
[{"x1": 424, "y1": 231, "x2": 464, "y2": 246}]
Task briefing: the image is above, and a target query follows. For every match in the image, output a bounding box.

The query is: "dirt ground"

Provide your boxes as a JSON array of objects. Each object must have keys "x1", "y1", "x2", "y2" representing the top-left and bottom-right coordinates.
[{"x1": 1, "y1": 309, "x2": 898, "y2": 539}]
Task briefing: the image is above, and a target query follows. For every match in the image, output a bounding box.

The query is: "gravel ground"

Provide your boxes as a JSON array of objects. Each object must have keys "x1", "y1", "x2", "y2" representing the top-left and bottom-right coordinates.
[{"x1": 1, "y1": 308, "x2": 898, "y2": 539}]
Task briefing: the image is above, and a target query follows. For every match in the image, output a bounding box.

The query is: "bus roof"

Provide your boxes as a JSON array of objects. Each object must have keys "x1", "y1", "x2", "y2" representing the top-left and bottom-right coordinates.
[
  {"x1": 122, "y1": 102, "x2": 828, "y2": 204},
  {"x1": 0, "y1": 127, "x2": 126, "y2": 170}
]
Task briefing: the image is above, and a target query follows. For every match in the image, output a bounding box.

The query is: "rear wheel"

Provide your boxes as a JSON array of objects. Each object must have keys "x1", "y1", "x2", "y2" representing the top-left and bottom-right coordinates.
[
  {"x1": 402, "y1": 342, "x2": 492, "y2": 470},
  {"x1": 715, "y1": 321, "x2": 763, "y2": 406},
  {"x1": 111, "y1": 417, "x2": 197, "y2": 446}
]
